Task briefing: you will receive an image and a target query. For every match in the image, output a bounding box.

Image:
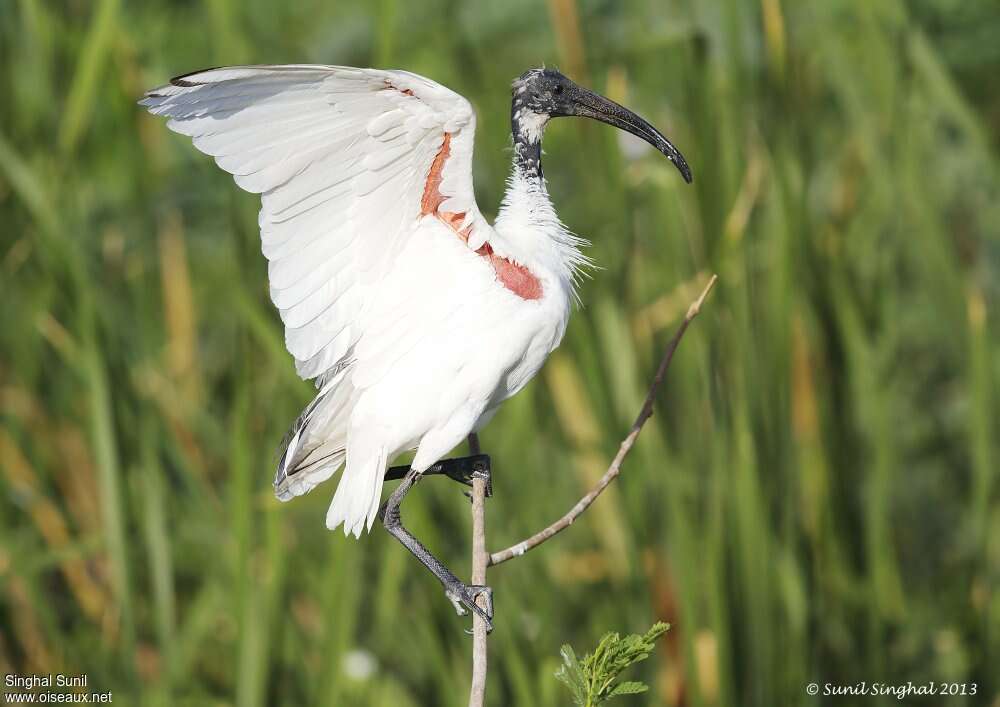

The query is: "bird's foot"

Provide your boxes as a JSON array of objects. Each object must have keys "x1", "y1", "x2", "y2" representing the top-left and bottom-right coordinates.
[
  {"x1": 445, "y1": 580, "x2": 494, "y2": 634},
  {"x1": 385, "y1": 454, "x2": 491, "y2": 497},
  {"x1": 463, "y1": 459, "x2": 493, "y2": 501}
]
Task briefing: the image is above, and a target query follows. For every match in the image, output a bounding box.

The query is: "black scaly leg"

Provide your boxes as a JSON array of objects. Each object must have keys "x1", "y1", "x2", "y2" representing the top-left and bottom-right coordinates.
[
  {"x1": 379, "y1": 455, "x2": 494, "y2": 632},
  {"x1": 384, "y1": 454, "x2": 492, "y2": 497}
]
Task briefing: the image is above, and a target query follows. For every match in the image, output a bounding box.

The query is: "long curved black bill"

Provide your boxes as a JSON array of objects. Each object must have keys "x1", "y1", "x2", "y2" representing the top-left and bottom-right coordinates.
[{"x1": 567, "y1": 87, "x2": 693, "y2": 183}]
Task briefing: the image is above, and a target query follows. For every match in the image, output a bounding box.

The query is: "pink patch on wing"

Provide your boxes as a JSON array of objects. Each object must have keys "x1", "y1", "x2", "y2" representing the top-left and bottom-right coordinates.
[
  {"x1": 421, "y1": 134, "x2": 543, "y2": 301},
  {"x1": 476, "y1": 243, "x2": 544, "y2": 300},
  {"x1": 384, "y1": 80, "x2": 415, "y2": 97}
]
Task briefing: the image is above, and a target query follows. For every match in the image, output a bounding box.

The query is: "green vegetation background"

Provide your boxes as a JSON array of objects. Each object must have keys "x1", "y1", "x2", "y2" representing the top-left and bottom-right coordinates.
[{"x1": 2, "y1": 0, "x2": 998, "y2": 705}]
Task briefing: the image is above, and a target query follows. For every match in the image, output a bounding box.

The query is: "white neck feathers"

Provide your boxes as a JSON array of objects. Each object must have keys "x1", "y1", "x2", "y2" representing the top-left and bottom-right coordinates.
[{"x1": 493, "y1": 165, "x2": 589, "y2": 293}]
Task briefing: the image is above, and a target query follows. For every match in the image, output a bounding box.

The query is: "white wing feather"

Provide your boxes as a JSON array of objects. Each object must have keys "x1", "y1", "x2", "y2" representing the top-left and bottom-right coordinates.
[{"x1": 140, "y1": 64, "x2": 486, "y2": 381}]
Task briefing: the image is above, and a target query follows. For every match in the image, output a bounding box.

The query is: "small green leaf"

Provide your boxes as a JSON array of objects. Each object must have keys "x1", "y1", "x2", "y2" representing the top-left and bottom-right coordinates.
[
  {"x1": 608, "y1": 681, "x2": 649, "y2": 697},
  {"x1": 555, "y1": 644, "x2": 587, "y2": 705}
]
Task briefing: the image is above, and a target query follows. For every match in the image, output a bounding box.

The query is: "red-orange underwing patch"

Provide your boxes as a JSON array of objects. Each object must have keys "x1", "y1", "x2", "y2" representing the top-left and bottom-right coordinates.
[{"x1": 421, "y1": 133, "x2": 543, "y2": 301}]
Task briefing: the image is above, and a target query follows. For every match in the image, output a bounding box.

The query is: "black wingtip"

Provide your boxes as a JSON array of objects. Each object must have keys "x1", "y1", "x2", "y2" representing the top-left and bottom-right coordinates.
[{"x1": 169, "y1": 65, "x2": 223, "y2": 87}]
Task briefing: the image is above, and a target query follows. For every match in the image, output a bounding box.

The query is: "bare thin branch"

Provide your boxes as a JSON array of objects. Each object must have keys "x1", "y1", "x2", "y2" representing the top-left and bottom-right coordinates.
[
  {"x1": 488, "y1": 274, "x2": 717, "y2": 567},
  {"x1": 468, "y1": 432, "x2": 489, "y2": 707}
]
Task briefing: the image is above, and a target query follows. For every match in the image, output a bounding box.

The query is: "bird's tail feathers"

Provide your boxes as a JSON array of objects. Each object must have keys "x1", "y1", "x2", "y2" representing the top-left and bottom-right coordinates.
[{"x1": 325, "y1": 439, "x2": 388, "y2": 538}]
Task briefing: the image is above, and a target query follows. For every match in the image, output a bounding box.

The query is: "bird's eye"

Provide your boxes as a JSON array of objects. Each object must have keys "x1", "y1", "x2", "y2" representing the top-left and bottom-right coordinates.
[{"x1": 553, "y1": 84, "x2": 563, "y2": 94}]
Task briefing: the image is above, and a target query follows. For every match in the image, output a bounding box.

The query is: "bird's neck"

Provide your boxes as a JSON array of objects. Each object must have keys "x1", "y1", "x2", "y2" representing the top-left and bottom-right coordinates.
[
  {"x1": 493, "y1": 109, "x2": 587, "y2": 289},
  {"x1": 511, "y1": 110, "x2": 544, "y2": 179}
]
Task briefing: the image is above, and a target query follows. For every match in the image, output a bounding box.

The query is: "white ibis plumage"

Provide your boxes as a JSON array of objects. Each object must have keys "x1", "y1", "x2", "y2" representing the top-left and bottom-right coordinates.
[{"x1": 141, "y1": 65, "x2": 691, "y2": 628}]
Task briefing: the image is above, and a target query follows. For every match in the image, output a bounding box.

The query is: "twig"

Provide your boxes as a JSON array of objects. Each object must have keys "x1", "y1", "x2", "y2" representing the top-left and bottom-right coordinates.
[
  {"x1": 488, "y1": 274, "x2": 717, "y2": 567},
  {"x1": 468, "y1": 432, "x2": 489, "y2": 707}
]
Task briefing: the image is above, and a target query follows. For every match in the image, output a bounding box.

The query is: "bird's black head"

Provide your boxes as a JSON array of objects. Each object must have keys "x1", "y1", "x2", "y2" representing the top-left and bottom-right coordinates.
[{"x1": 511, "y1": 67, "x2": 692, "y2": 183}]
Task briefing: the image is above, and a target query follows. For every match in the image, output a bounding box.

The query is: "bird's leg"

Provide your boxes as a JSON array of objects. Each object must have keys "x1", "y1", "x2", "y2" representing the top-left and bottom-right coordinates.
[
  {"x1": 379, "y1": 467, "x2": 494, "y2": 632},
  {"x1": 384, "y1": 454, "x2": 492, "y2": 497}
]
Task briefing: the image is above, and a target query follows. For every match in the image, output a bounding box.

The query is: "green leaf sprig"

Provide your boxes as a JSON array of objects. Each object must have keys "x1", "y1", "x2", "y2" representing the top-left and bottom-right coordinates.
[{"x1": 555, "y1": 622, "x2": 670, "y2": 706}]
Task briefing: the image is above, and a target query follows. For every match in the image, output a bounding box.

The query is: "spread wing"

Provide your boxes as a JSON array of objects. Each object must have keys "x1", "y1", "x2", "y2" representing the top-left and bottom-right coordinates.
[{"x1": 141, "y1": 65, "x2": 486, "y2": 380}]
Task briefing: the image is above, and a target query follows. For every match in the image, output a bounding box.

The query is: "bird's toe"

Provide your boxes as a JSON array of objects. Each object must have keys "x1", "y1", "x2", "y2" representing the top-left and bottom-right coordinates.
[{"x1": 445, "y1": 581, "x2": 494, "y2": 633}]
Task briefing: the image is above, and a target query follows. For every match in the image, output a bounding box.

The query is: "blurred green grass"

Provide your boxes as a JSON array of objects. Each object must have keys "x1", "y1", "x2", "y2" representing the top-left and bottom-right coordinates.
[{"x1": 1, "y1": 0, "x2": 998, "y2": 705}]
